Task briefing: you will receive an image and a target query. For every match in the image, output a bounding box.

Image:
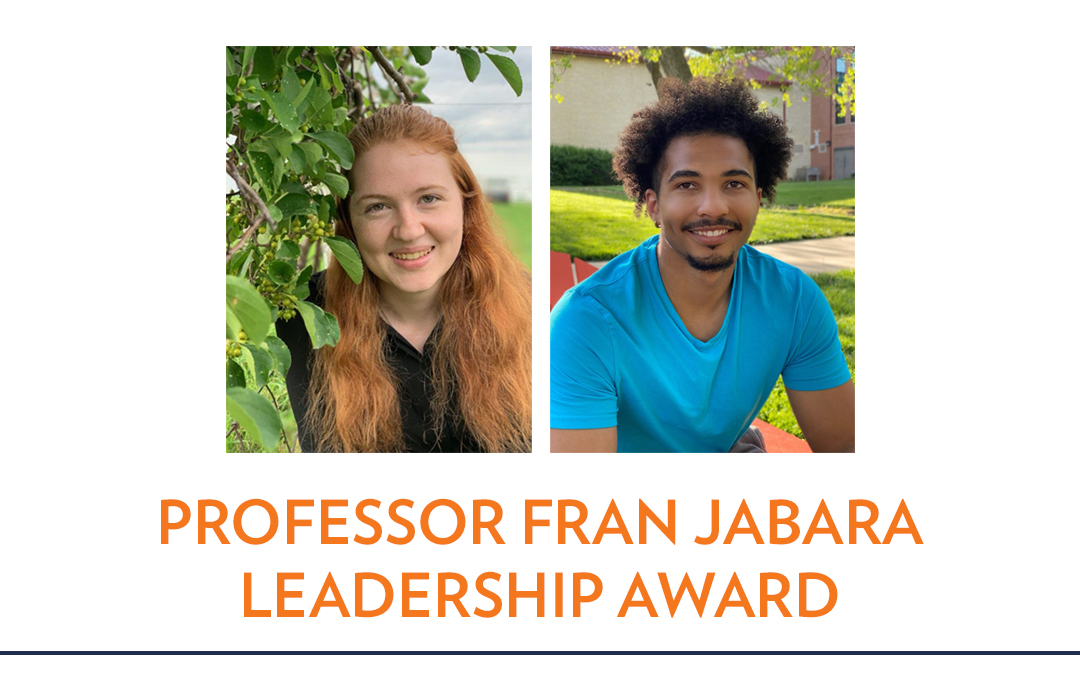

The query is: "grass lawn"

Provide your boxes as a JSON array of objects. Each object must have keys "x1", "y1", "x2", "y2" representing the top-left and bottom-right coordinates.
[
  {"x1": 551, "y1": 189, "x2": 854, "y2": 260},
  {"x1": 756, "y1": 269, "x2": 855, "y2": 440},
  {"x1": 492, "y1": 201, "x2": 532, "y2": 270},
  {"x1": 771, "y1": 178, "x2": 855, "y2": 207}
]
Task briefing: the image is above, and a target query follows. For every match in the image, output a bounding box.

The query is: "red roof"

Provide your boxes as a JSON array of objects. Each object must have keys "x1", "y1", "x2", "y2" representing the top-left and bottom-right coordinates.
[{"x1": 551, "y1": 46, "x2": 639, "y2": 59}]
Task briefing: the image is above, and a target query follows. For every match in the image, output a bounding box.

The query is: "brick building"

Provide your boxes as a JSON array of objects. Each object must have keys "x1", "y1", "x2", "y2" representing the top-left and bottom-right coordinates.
[{"x1": 549, "y1": 47, "x2": 854, "y2": 182}]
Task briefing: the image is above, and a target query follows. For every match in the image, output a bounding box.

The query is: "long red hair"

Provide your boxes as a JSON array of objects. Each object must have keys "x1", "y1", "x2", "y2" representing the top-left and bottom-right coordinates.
[{"x1": 307, "y1": 106, "x2": 531, "y2": 453}]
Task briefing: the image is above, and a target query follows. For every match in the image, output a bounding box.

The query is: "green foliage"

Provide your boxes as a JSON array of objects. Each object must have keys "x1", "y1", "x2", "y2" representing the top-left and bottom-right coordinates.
[
  {"x1": 555, "y1": 47, "x2": 854, "y2": 115},
  {"x1": 226, "y1": 46, "x2": 524, "y2": 452},
  {"x1": 448, "y1": 46, "x2": 522, "y2": 96},
  {"x1": 757, "y1": 269, "x2": 855, "y2": 440},
  {"x1": 550, "y1": 145, "x2": 618, "y2": 186}
]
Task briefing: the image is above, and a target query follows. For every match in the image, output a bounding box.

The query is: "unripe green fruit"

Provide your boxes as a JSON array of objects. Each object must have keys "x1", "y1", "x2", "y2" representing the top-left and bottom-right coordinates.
[{"x1": 238, "y1": 76, "x2": 246, "y2": 86}]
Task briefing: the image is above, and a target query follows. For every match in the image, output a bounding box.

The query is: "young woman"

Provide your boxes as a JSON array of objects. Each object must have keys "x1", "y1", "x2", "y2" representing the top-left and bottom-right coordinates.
[{"x1": 279, "y1": 105, "x2": 531, "y2": 453}]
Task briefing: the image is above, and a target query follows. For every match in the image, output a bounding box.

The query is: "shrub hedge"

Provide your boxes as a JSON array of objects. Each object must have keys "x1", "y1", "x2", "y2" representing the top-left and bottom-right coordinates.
[{"x1": 550, "y1": 144, "x2": 619, "y2": 186}]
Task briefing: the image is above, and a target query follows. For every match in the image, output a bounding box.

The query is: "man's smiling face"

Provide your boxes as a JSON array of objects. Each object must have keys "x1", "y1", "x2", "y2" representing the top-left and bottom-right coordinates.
[{"x1": 645, "y1": 134, "x2": 763, "y2": 273}]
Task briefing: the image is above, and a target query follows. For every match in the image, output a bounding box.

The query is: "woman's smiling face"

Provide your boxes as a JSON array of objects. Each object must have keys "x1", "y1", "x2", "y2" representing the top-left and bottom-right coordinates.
[{"x1": 348, "y1": 140, "x2": 465, "y2": 301}]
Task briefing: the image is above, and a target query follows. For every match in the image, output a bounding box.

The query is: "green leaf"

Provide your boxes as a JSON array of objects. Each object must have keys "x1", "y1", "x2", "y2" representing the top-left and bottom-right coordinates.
[
  {"x1": 319, "y1": 52, "x2": 344, "y2": 92},
  {"x1": 264, "y1": 335, "x2": 292, "y2": 378},
  {"x1": 304, "y1": 86, "x2": 334, "y2": 127},
  {"x1": 281, "y1": 67, "x2": 302, "y2": 102},
  {"x1": 294, "y1": 266, "x2": 313, "y2": 301},
  {"x1": 226, "y1": 304, "x2": 242, "y2": 339},
  {"x1": 276, "y1": 193, "x2": 316, "y2": 220},
  {"x1": 239, "y1": 109, "x2": 270, "y2": 134},
  {"x1": 240, "y1": 343, "x2": 275, "y2": 389},
  {"x1": 277, "y1": 240, "x2": 301, "y2": 262},
  {"x1": 322, "y1": 173, "x2": 349, "y2": 199},
  {"x1": 242, "y1": 46, "x2": 256, "y2": 73},
  {"x1": 289, "y1": 144, "x2": 307, "y2": 173},
  {"x1": 485, "y1": 53, "x2": 522, "y2": 96},
  {"x1": 272, "y1": 153, "x2": 285, "y2": 190},
  {"x1": 226, "y1": 360, "x2": 246, "y2": 388},
  {"x1": 226, "y1": 275, "x2": 271, "y2": 343},
  {"x1": 260, "y1": 90, "x2": 300, "y2": 134},
  {"x1": 251, "y1": 47, "x2": 276, "y2": 83},
  {"x1": 319, "y1": 195, "x2": 334, "y2": 224},
  {"x1": 226, "y1": 111, "x2": 233, "y2": 136},
  {"x1": 306, "y1": 131, "x2": 354, "y2": 169},
  {"x1": 489, "y1": 46, "x2": 512, "y2": 53},
  {"x1": 299, "y1": 141, "x2": 324, "y2": 167},
  {"x1": 268, "y1": 260, "x2": 296, "y2": 285},
  {"x1": 248, "y1": 151, "x2": 275, "y2": 192},
  {"x1": 247, "y1": 138, "x2": 279, "y2": 159},
  {"x1": 324, "y1": 235, "x2": 364, "y2": 284},
  {"x1": 226, "y1": 387, "x2": 282, "y2": 449},
  {"x1": 293, "y1": 75, "x2": 316, "y2": 111},
  {"x1": 457, "y1": 47, "x2": 481, "y2": 82},
  {"x1": 268, "y1": 131, "x2": 295, "y2": 158},
  {"x1": 316, "y1": 56, "x2": 333, "y2": 91},
  {"x1": 409, "y1": 46, "x2": 433, "y2": 65},
  {"x1": 296, "y1": 300, "x2": 340, "y2": 349}
]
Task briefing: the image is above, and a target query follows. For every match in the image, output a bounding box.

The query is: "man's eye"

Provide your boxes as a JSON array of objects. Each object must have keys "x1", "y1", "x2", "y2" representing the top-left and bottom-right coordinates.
[
  {"x1": 675, "y1": 182, "x2": 695, "y2": 189},
  {"x1": 727, "y1": 181, "x2": 745, "y2": 189}
]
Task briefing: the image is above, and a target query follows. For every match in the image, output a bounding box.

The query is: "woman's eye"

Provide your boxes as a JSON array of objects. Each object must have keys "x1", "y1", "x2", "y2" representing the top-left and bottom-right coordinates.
[
  {"x1": 365, "y1": 203, "x2": 387, "y2": 214},
  {"x1": 419, "y1": 194, "x2": 441, "y2": 205}
]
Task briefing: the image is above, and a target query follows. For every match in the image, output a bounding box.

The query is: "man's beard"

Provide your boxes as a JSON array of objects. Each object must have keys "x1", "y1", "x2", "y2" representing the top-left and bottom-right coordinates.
[
  {"x1": 680, "y1": 216, "x2": 741, "y2": 272},
  {"x1": 685, "y1": 250, "x2": 736, "y2": 272}
]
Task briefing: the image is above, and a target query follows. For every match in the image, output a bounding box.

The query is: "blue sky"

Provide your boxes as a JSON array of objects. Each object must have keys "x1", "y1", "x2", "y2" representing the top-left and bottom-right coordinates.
[{"x1": 414, "y1": 47, "x2": 532, "y2": 201}]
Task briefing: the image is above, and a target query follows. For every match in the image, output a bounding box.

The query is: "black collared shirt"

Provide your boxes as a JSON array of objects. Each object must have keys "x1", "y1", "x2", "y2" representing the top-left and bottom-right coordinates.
[{"x1": 276, "y1": 273, "x2": 483, "y2": 453}]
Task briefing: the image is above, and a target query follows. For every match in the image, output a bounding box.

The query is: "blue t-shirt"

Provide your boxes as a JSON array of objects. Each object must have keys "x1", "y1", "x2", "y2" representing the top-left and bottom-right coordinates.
[{"x1": 550, "y1": 236, "x2": 850, "y2": 453}]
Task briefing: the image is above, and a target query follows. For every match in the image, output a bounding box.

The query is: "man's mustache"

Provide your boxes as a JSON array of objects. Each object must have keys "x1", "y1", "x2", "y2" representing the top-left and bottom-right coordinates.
[{"x1": 682, "y1": 217, "x2": 742, "y2": 232}]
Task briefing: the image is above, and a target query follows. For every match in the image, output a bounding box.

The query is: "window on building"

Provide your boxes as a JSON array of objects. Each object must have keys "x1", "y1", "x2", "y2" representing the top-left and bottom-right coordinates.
[{"x1": 835, "y1": 56, "x2": 854, "y2": 125}]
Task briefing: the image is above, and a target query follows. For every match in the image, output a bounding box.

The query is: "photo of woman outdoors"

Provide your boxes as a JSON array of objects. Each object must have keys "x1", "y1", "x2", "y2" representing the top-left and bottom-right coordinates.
[{"x1": 225, "y1": 47, "x2": 532, "y2": 453}]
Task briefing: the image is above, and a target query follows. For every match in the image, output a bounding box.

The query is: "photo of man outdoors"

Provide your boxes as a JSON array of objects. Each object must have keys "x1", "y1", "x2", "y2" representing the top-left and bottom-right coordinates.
[{"x1": 550, "y1": 76, "x2": 855, "y2": 453}]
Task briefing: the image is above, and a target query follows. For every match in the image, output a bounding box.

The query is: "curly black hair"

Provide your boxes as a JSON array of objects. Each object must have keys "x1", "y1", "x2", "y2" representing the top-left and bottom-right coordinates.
[{"x1": 613, "y1": 77, "x2": 794, "y2": 215}]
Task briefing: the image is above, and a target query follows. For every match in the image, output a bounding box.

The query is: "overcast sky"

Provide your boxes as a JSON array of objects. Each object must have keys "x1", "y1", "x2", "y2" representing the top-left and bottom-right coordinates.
[{"x1": 414, "y1": 47, "x2": 532, "y2": 202}]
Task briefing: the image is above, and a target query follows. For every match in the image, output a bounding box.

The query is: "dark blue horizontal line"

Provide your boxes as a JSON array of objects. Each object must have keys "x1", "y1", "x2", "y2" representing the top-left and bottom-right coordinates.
[{"x1": 2, "y1": 651, "x2": 1079, "y2": 656}]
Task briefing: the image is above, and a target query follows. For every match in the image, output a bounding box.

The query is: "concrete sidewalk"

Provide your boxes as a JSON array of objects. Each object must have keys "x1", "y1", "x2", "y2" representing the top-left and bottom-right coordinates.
[
  {"x1": 751, "y1": 235, "x2": 855, "y2": 274},
  {"x1": 587, "y1": 235, "x2": 855, "y2": 275}
]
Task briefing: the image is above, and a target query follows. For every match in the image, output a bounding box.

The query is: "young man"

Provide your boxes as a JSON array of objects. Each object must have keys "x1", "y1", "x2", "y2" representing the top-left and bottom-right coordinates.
[{"x1": 550, "y1": 77, "x2": 854, "y2": 453}]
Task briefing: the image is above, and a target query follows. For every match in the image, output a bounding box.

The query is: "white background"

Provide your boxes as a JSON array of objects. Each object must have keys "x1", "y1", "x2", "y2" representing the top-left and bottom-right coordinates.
[{"x1": 2, "y1": 1, "x2": 1078, "y2": 671}]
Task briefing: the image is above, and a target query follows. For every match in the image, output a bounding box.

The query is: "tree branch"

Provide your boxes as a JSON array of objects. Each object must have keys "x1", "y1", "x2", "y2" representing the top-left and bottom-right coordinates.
[
  {"x1": 226, "y1": 213, "x2": 264, "y2": 260},
  {"x1": 361, "y1": 52, "x2": 377, "y2": 113},
  {"x1": 365, "y1": 46, "x2": 414, "y2": 104},
  {"x1": 225, "y1": 158, "x2": 275, "y2": 260}
]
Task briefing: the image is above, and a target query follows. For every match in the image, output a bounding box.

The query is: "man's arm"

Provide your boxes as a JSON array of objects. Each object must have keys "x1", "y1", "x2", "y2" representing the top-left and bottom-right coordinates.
[
  {"x1": 551, "y1": 427, "x2": 617, "y2": 453},
  {"x1": 785, "y1": 381, "x2": 855, "y2": 453}
]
